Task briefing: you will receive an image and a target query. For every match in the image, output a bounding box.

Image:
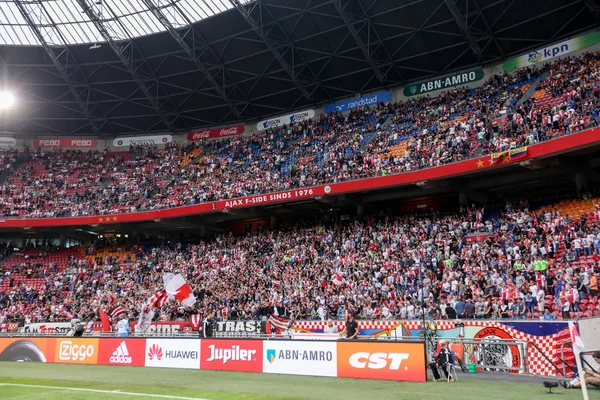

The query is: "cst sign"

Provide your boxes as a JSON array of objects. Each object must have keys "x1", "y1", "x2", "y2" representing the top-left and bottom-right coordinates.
[{"x1": 34, "y1": 138, "x2": 98, "y2": 148}]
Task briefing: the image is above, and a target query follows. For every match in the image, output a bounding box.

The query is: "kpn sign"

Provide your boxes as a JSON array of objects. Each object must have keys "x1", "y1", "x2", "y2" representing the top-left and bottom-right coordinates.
[{"x1": 403, "y1": 69, "x2": 484, "y2": 97}]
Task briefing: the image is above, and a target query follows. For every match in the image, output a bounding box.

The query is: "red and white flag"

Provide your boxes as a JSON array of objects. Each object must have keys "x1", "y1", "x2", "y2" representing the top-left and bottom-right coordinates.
[
  {"x1": 110, "y1": 306, "x2": 125, "y2": 318},
  {"x1": 189, "y1": 314, "x2": 201, "y2": 330},
  {"x1": 148, "y1": 290, "x2": 169, "y2": 308},
  {"x1": 332, "y1": 273, "x2": 344, "y2": 286},
  {"x1": 568, "y1": 321, "x2": 585, "y2": 355},
  {"x1": 163, "y1": 273, "x2": 196, "y2": 307}
]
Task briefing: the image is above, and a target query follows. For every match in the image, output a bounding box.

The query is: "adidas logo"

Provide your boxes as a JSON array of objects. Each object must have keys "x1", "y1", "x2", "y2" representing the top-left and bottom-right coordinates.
[{"x1": 109, "y1": 341, "x2": 132, "y2": 364}]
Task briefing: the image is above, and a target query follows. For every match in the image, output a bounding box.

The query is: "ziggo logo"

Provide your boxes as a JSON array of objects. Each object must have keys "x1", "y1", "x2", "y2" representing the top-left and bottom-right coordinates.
[
  {"x1": 348, "y1": 352, "x2": 409, "y2": 370},
  {"x1": 58, "y1": 340, "x2": 95, "y2": 361}
]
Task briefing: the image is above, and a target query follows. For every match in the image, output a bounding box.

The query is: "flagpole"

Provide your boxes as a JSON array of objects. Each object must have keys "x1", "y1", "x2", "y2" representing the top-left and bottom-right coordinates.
[{"x1": 575, "y1": 354, "x2": 589, "y2": 400}]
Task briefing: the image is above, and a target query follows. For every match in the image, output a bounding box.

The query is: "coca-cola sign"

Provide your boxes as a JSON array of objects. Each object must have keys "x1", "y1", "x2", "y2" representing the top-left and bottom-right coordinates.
[{"x1": 187, "y1": 125, "x2": 245, "y2": 141}]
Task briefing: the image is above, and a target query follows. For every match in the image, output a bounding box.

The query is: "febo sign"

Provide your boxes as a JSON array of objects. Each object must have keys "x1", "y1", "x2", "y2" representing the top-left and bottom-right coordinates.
[
  {"x1": 145, "y1": 339, "x2": 200, "y2": 369},
  {"x1": 187, "y1": 125, "x2": 245, "y2": 141},
  {"x1": 336, "y1": 341, "x2": 426, "y2": 382},
  {"x1": 34, "y1": 138, "x2": 98, "y2": 148},
  {"x1": 263, "y1": 340, "x2": 337, "y2": 377},
  {"x1": 201, "y1": 339, "x2": 262, "y2": 372},
  {"x1": 324, "y1": 91, "x2": 392, "y2": 113},
  {"x1": 98, "y1": 338, "x2": 146, "y2": 367}
]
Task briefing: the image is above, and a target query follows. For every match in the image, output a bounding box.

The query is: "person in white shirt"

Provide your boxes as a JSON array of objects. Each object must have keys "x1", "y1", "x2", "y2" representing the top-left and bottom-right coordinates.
[
  {"x1": 323, "y1": 319, "x2": 339, "y2": 334},
  {"x1": 116, "y1": 311, "x2": 130, "y2": 338}
]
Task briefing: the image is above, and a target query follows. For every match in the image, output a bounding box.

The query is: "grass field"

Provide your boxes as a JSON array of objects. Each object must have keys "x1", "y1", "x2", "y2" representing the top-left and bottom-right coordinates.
[{"x1": 0, "y1": 362, "x2": 597, "y2": 400}]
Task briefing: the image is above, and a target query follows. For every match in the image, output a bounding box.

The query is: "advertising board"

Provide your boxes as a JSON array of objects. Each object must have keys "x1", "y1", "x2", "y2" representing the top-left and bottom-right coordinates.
[
  {"x1": 22, "y1": 322, "x2": 72, "y2": 335},
  {"x1": 145, "y1": 339, "x2": 200, "y2": 369},
  {"x1": 0, "y1": 338, "x2": 55, "y2": 362},
  {"x1": 0, "y1": 137, "x2": 16, "y2": 148},
  {"x1": 34, "y1": 138, "x2": 97, "y2": 148},
  {"x1": 324, "y1": 91, "x2": 392, "y2": 113},
  {"x1": 98, "y1": 338, "x2": 146, "y2": 367},
  {"x1": 256, "y1": 110, "x2": 315, "y2": 131},
  {"x1": 113, "y1": 135, "x2": 172, "y2": 147},
  {"x1": 336, "y1": 341, "x2": 426, "y2": 381},
  {"x1": 213, "y1": 320, "x2": 266, "y2": 337},
  {"x1": 54, "y1": 338, "x2": 99, "y2": 365},
  {"x1": 201, "y1": 339, "x2": 262, "y2": 372},
  {"x1": 262, "y1": 340, "x2": 337, "y2": 377},
  {"x1": 187, "y1": 125, "x2": 245, "y2": 141}
]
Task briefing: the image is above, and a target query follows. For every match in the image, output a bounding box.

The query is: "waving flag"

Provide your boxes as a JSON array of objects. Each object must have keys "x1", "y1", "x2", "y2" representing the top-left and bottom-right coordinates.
[
  {"x1": 99, "y1": 310, "x2": 111, "y2": 332},
  {"x1": 136, "y1": 303, "x2": 155, "y2": 333},
  {"x1": 164, "y1": 273, "x2": 196, "y2": 307},
  {"x1": 268, "y1": 315, "x2": 291, "y2": 332},
  {"x1": 148, "y1": 289, "x2": 169, "y2": 308},
  {"x1": 332, "y1": 273, "x2": 344, "y2": 286},
  {"x1": 110, "y1": 306, "x2": 125, "y2": 318},
  {"x1": 568, "y1": 321, "x2": 585, "y2": 355}
]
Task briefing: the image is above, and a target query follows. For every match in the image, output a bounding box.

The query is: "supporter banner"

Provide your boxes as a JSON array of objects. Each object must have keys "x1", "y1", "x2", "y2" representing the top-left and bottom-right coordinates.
[
  {"x1": 337, "y1": 341, "x2": 426, "y2": 382},
  {"x1": 464, "y1": 233, "x2": 492, "y2": 244},
  {"x1": 201, "y1": 339, "x2": 262, "y2": 372},
  {"x1": 404, "y1": 69, "x2": 484, "y2": 97},
  {"x1": 0, "y1": 322, "x2": 21, "y2": 332},
  {"x1": 324, "y1": 91, "x2": 392, "y2": 113},
  {"x1": 145, "y1": 339, "x2": 200, "y2": 369},
  {"x1": 0, "y1": 127, "x2": 599, "y2": 228},
  {"x1": 0, "y1": 338, "x2": 56, "y2": 362},
  {"x1": 213, "y1": 320, "x2": 266, "y2": 337},
  {"x1": 187, "y1": 125, "x2": 245, "y2": 141},
  {"x1": 263, "y1": 340, "x2": 337, "y2": 377},
  {"x1": 98, "y1": 338, "x2": 146, "y2": 367},
  {"x1": 55, "y1": 338, "x2": 99, "y2": 365},
  {"x1": 22, "y1": 322, "x2": 72, "y2": 335},
  {"x1": 256, "y1": 109, "x2": 315, "y2": 131},
  {"x1": 113, "y1": 135, "x2": 172, "y2": 147},
  {"x1": 0, "y1": 137, "x2": 16, "y2": 148},
  {"x1": 34, "y1": 138, "x2": 98, "y2": 149},
  {"x1": 504, "y1": 31, "x2": 600, "y2": 72}
]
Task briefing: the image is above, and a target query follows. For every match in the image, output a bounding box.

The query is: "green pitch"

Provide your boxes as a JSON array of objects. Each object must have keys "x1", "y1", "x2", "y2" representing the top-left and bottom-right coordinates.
[{"x1": 0, "y1": 362, "x2": 595, "y2": 400}]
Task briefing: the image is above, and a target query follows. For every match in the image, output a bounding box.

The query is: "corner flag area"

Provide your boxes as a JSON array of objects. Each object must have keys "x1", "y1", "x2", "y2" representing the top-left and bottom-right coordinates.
[{"x1": 0, "y1": 362, "x2": 595, "y2": 400}]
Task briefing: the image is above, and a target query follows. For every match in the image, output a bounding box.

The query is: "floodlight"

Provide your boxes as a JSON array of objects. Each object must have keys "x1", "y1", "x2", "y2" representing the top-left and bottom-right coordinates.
[{"x1": 0, "y1": 92, "x2": 15, "y2": 109}]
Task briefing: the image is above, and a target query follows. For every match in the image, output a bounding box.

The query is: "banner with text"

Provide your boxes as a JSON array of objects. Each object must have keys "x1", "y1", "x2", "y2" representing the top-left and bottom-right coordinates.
[
  {"x1": 404, "y1": 69, "x2": 485, "y2": 97},
  {"x1": 0, "y1": 137, "x2": 16, "y2": 148},
  {"x1": 504, "y1": 31, "x2": 600, "y2": 72},
  {"x1": 187, "y1": 125, "x2": 245, "y2": 141},
  {"x1": 324, "y1": 91, "x2": 392, "y2": 113},
  {"x1": 113, "y1": 135, "x2": 172, "y2": 147},
  {"x1": 256, "y1": 109, "x2": 315, "y2": 131},
  {"x1": 213, "y1": 320, "x2": 266, "y2": 337},
  {"x1": 34, "y1": 138, "x2": 98, "y2": 149}
]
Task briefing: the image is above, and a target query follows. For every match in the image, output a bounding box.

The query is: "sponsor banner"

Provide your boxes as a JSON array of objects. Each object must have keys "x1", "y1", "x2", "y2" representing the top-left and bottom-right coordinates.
[
  {"x1": 0, "y1": 322, "x2": 21, "y2": 332},
  {"x1": 145, "y1": 339, "x2": 200, "y2": 369},
  {"x1": 0, "y1": 127, "x2": 599, "y2": 228},
  {"x1": 90, "y1": 321, "x2": 195, "y2": 335},
  {"x1": 0, "y1": 137, "x2": 16, "y2": 148},
  {"x1": 256, "y1": 109, "x2": 315, "y2": 131},
  {"x1": 404, "y1": 69, "x2": 484, "y2": 97},
  {"x1": 324, "y1": 91, "x2": 392, "y2": 113},
  {"x1": 0, "y1": 338, "x2": 56, "y2": 362},
  {"x1": 55, "y1": 338, "x2": 99, "y2": 365},
  {"x1": 34, "y1": 138, "x2": 98, "y2": 149},
  {"x1": 201, "y1": 339, "x2": 262, "y2": 373},
  {"x1": 21, "y1": 322, "x2": 72, "y2": 335},
  {"x1": 213, "y1": 320, "x2": 266, "y2": 338},
  {"x1": 113, "y1": 135, "x2": 172, "y2": 147},
  {"x1": 337, "y1": 341, "x2": 426, "y2": 382},
  {"x1": 187, "y1": 125, "x2": 245, "y2": 141},
  {"x1": 98, "y1": 338, "x2": 146, "y2": 367},
  {"x1": 504, "y1": 31, "x2": 600, "y2": 72},
  {"x1": 263, "y1": 340, "x2": 337, "y2": 377}
]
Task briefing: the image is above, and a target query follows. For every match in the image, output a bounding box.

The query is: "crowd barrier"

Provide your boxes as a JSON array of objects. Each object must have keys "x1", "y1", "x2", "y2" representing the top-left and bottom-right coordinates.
[{"x1": 0, "y1": 337, "x2": 427, "y2": 382}]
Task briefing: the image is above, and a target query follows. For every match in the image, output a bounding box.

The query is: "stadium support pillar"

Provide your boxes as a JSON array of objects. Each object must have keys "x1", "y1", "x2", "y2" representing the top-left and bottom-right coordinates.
[
  {"x1": 357, "y1": 205, "x2": 365, "y2": 217},
  {"x1": 200, "y1": 225, "x2": 208, "y2": 237},
  {"x1": 270, "y1": 216, "x2": 279, "y2": 229},
  {"x1": 575, "y1": 173, "x2": 588, "y2": 194},
  {"x1": 459, "y1": 192, "x2": 469, "y2": 207},
  {"x1": 59, "y1": 233, "x2": 66, "y2": 247}
]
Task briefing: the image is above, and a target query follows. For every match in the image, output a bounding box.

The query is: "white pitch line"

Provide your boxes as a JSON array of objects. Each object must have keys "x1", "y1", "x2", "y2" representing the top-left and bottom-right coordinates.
[{"x1": 0, "y1": 383, "x2": 210, "y2": 400}]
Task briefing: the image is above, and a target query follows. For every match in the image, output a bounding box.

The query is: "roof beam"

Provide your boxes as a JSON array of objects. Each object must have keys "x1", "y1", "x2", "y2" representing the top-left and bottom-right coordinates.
[
  {"x1": 583, "y1": 0, "x2": 600, "y2": 23},
  {"x1": 443, "y1": 0, "x2": 482, "y2": 62},
  {"x1": 140, "y1": 0, "x2": 244, "y2": 120},
  {"x1": 13, "y1": 0, "x2": 112, "y2": 135},
  {"x1": 75, "y1": 0, "x2": 179, "y2": 133},
  {"x1": 331, "y1": 0, "x2": 385, "y2": 84},
  {"x1": 229, "y1": 0, "x2": 314, "y2": 101}
]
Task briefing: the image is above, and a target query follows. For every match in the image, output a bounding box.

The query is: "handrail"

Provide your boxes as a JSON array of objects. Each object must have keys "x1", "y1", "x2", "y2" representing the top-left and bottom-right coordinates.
[{"x1": 560, "y1": 341, "x2": 598, "y2": 376}]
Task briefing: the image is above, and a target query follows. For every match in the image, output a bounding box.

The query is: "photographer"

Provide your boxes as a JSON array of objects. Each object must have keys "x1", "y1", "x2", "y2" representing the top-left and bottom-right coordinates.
[{"x1": 428, "y1": 340, "x2": 453, "y2": 382}]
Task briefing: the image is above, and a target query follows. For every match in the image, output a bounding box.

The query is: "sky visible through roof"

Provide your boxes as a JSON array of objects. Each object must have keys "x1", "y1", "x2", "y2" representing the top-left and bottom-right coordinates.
[{"x1": 0, "y1": 0, "x2": 249, "y2": 45}]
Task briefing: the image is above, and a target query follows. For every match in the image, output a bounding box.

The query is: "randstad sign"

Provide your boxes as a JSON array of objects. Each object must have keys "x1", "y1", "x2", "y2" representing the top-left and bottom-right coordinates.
[
  {"x1": 503, "y1": 31, "x2": 600, "y2": 72},
  {"x1": 403, "y1": 69, "x2": 484, "y2": 97},
  {"x1": 324, "y1": 91, "x2": 392, "y2": 113}
]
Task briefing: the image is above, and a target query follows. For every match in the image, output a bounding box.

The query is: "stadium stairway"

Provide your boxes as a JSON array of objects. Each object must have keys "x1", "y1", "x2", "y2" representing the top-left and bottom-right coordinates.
[
  {"x1": 0, "y1": 156, "x2": 25, "y2": 185},
  {"x1": 517, "y1": 72, "x2": 548, "y2": 106}
]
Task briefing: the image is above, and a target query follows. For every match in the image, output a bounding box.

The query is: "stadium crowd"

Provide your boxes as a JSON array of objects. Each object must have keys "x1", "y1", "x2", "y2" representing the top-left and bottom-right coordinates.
[
  {"x1": 0, "y1": 196, "x2": 599, "y2": 325},
  {"x1": 0, "y1": 52, "x2": 599, "y2": 219}
]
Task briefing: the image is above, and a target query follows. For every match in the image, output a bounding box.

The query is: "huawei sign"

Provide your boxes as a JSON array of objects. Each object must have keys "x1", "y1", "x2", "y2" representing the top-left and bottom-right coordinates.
[
  {"x1": 187, "y1": 125, "x2": 245, "y2": 141},
  {"x1": 148, "y1": 344, "x2": 163, "y2": 361}
]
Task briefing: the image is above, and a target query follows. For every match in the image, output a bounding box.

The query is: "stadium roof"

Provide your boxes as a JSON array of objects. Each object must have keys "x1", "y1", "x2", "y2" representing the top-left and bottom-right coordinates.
[{"x1": 0, "y1": 0, "x2": 598, "y2": 137}]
